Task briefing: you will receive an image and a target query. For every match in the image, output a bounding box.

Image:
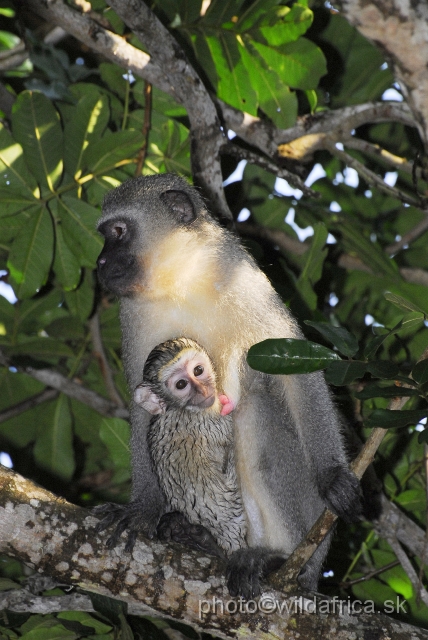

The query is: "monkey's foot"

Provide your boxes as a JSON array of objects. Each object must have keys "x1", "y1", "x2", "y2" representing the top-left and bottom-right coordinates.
[
  {"x1": 93, "y1": 501, "x2": 162, "y2": 552},
  {"x1": 226, "y1": 548, "x2": 285, "y2": 600},
  {"x1": 157, "y1": 512, "x2": 226, "y2": 560},
  {"x1": 319, "y1": 465, "x2": 362, "y2": 523}
]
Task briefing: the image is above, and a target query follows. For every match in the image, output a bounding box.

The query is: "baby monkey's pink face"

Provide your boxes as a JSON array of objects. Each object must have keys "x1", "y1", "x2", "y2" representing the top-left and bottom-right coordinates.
[{"x1": 165, "y1": 350, "x2": 216, "y2": 410}]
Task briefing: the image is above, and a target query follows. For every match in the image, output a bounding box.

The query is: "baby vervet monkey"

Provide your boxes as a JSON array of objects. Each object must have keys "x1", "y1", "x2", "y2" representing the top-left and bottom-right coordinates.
[{"x1": 134, "y1": 337, "x2": 247, "y2": 556}]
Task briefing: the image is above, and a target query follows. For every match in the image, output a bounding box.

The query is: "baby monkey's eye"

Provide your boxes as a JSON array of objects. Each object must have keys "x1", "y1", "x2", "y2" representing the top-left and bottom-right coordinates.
[
  {"x1": 176, "y1": 379, "x2": 188, "y2": 390},
  {"x1": 194, "y1": 365, "x2": 204, "y2": 376}
]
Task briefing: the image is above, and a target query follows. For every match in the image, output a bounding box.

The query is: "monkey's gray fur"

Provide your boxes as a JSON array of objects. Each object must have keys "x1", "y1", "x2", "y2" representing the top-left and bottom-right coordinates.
[
  {"x1": 137, "y1": 337, "x2": 247, "y2": 555},
  {"x1": 95, "y1": 173, "x2": 362, "y2": 599}
]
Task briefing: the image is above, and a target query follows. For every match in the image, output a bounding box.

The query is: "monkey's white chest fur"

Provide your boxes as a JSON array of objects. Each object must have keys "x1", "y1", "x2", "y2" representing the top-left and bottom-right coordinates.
[{"x1": 148, "y1": 410, "x2": 247, "y2": 554}]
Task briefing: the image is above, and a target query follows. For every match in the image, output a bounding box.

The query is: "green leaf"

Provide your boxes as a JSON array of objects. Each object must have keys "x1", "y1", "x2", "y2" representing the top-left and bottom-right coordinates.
[
  {"x1": 57, "y1": 612, "x2": 112, "y2": 635},
  {"x1": 366, "y1": 361, "x2": 399, "y2": 379},
  {"x1": 295, "y1": 222, "x2": 328, "y2": 309},
  {"x1": 6, "y1": 338, "x2": 74, "y2": 359},
  {"x1": 7, "y1": 205, "x2": 54, "y2": 299},
  {"x1": 0, "y1": 188, "x2": 38, "y2": 218},
  {"x1": 53, "y1": 222, "x2": 81, "y2": 291},
  {"x1": 12, "y1": 91, "x2": 63, "y2": 194},
  {"x1": 0, "y1": 124, "x2": 39, "y2": 196},
  {"x1": 364, "y1": 313, "x2": 423, "y2": 361},
  {"x1": 240, "y1": 43, "x2": 297, "y2": 129},
  {"x1": 418, "y1": 428, "x2": 428, "y2": 444},
  {"x1": 247, "y1": 338, "x2": 341, "y2": 374},
  {"x1": 325, "y1": 360, "x2": 367, "y2": 385},
  {"x1": 64, "y1": 269, "x2": 94, "y2": 320},
  {"x1": 412, "y1": 359, "x2": 428, "y2": 385},
  {"x1": 34, "y1": 395, "x2": 75, "y2": 481},
  {"x1": 395, "y1": 489, "x2": 426, "y2": 512},
  {"x1": 63, "y1": 92, "x2": 109, "y2": 179},
  {"x1": 89, "y1": 592, "x2": 128, "y2": 626},
  {"x1": 364, "y1": 409, "x2": 428, "y2": 429},
  {"x1": 203, "y1": 0, "x2": 245, "y2": 26},
  {"x1": 205, "y1": 32, "x2": 258, "y2": 114},
  {"x1": 305, "y1": 321, "x2": 359, "y2": 357},
  {"x1": 384, "y1": 292, "x2": 427, "y2": 316},
  {"x1": 340, "y1": 221, "x2": 398, "y2": 277},
  {"x1": 81, "y1": 129, "x2": 143, "y2": 174},
  {"x1": 0, "y1": 578, "x2": 21, "y2": 591},
  {"x1": 256, "y1": 4, "x2": 313, "y2": 46},
  {"x1": 99, "y1": 418, "x2": 130, "y2": 470},
  {"x1": 251, "y1": 37, "x2": 327, "y2": 90},
  {"x1": 58, "y1": 196, "x2": 103, "y2": 268},
  {"x1": 355, "y1": 384, "x2": 419, "y2": 399}
]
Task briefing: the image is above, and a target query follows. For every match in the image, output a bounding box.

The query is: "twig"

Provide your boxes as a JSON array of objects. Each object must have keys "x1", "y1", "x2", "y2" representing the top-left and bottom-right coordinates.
[
  {"x1": 324, "y1": 138, "x2": 425, "y2": 209},
  {"x1": 237, "y1": 221, "x2": 428, "y2": 285},
  {"x1": 222, "y1": 143, "x2": 317, "y2": 197},
  {"x1": 0, "y1": 349, "x2": 128, "y2": 420},
  {"x1": 343, "y1": 137, "x2": 416, "y2": 175},
  {"x1": 340, "y1": 560, "x2": 400, "y2": 588},
  {"x1": 417, "y1": 443, "x2": 428, "y2": 605},
  {"x1": 269, "y1": 395, "x2": 410, "y2": 592},
  {"x1": 385, "y1": 216, "x2": 428, "y2": 255},
  {"x1": 387, "y1": 535, "x2": 428, "y2": 607},
  {"x1": 0, "y1": 389, "x2": 58, "y2": 424},
  {"x1": 135, "y1": 81, "x2": 152, "y2": 176},
  {"x1": 88, "y1": 312, "x2": 125, "y2": 408},
  {"x1": 25, "y1": 368, "x2": 129, "y2": 419}
]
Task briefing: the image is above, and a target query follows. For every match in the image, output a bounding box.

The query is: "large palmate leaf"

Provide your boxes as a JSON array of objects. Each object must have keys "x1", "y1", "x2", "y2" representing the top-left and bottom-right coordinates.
[
  {"x1": 240, "y1": 42, "x2": 297, "y2": 128},
  {"x1": 57, "y1": 196, "x2": 103, "y2": 267},
  {"x1": 205, "y1": 32, "x2": 258, "y2": 114},
  {"x1": 0, "y1": 125, "x2": 39, "y2": 197},
  {"x1": 34, "y1": 394, "x2": 75, "y2": 481},
  {"x1": 251, "y1": 37, "x2": 327, "y2": 90},
  {"x1": 11, "y1": 91, "x2": 63, "y2": 194},
  {"x1": 63, "y1": 92, "x2": 110, "y2": 179},
  {"x1": 81, "y1": 130, "x2": 144, "y2": 175},
  {"x1": 7, "y1": 205, "x2": 54, "y2": 299}
]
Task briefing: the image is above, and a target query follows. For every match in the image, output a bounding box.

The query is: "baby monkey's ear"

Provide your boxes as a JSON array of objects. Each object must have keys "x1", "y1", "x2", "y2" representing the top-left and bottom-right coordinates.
[{"x1": 134, "y1": 384, "x2": 166, "y2": 415}]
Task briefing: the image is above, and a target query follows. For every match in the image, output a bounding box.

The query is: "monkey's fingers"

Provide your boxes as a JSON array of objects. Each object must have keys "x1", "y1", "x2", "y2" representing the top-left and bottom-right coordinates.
[
  {"x1": 157, "y1": 512, "x2": 226, "y2": 559},
  {"x1": 93, "y1": 503, "x2": 125, "y2": 533},
  {"x1": 226, "y1": 549, "x2": 286, "y2": 600},
  {"x1": 319, "y1": 465, "x2": 362, "y2": 523}
]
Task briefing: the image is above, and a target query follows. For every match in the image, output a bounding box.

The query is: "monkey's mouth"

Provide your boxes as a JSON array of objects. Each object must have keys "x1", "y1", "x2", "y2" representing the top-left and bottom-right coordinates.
[{"x1": 194, "y1": 394, "x2": 215, "y2": 409}]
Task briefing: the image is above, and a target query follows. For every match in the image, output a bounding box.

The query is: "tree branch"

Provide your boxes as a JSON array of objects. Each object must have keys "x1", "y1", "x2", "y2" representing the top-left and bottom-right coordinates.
[
  {"x1": 0, "y1": 389, "x2": 59, "y2": 424},
  {"x1": 269, "y1": 396, "x2": 410, "y2": 591},
  {"x1": 1, "y1": 465, "x2": 427, "y2": 639},
  {"x1": 340, "y1": 0, "x2": 428, "y2": 146},
  {"x1": 88, "y1": 311, "x2": 125, "y2": 409},
  {"x1": 237, "y1": 222, "x2": 428, "y2": 285}
]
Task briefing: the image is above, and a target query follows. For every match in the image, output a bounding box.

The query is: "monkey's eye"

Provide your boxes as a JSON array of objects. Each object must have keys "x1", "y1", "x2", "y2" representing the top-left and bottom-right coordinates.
[
  {"x1": 193, "y1": 365, "x2": 204, "y2": 377},
  {"x1": 175, "y1": 379, "x2": 188, "y2": 390}
]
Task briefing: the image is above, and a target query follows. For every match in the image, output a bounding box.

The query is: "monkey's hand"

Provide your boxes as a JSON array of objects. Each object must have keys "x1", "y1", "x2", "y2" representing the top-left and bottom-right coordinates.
[
  {"x1": 157, "y1": 512, "x2": 226, "y2": 560},
  {"x1": 93, "y1": 501, "x2": 163, "y2": 552},
  {"x1": 226, "y1": 548, "x2": 285, "y2": 600},
  {"x1": 318, "y1": 465, "x2": 362, "y2": 523}
]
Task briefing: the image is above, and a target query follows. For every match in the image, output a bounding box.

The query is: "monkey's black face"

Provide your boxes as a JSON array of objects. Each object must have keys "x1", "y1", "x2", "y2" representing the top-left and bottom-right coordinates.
[{"x1": 97, "y1": 217, "x2": 140, "y2": 296}]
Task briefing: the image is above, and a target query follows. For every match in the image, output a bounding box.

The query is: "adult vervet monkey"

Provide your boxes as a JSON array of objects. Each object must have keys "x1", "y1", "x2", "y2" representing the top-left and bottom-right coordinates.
[{"x1": 95, "y1": 173, "x2": 361, "y2": 598}]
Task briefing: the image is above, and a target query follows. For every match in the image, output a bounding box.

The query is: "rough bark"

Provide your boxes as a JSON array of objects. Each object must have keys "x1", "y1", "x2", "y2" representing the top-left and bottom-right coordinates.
[
  {"x1": 1, "y1": 466, "x2": 427, "y2": 639},
  {"x1": 340, "y1": 0, "x2": 428, "y2": 147}
]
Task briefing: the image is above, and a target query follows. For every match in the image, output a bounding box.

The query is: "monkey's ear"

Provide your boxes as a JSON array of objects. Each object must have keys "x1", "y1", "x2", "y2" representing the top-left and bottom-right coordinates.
[
  {"x1": 160, "y1": 190, "x2": 196, "y2": 224},
  {"x1": 134, "y1": 385, "x2": 166, "y2": 415}
]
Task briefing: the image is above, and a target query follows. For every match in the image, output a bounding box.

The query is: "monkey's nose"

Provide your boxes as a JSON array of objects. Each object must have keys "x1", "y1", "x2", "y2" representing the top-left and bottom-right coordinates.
[{"x1": 98, "y1": 257, "x2": 106, "y2": 266}]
